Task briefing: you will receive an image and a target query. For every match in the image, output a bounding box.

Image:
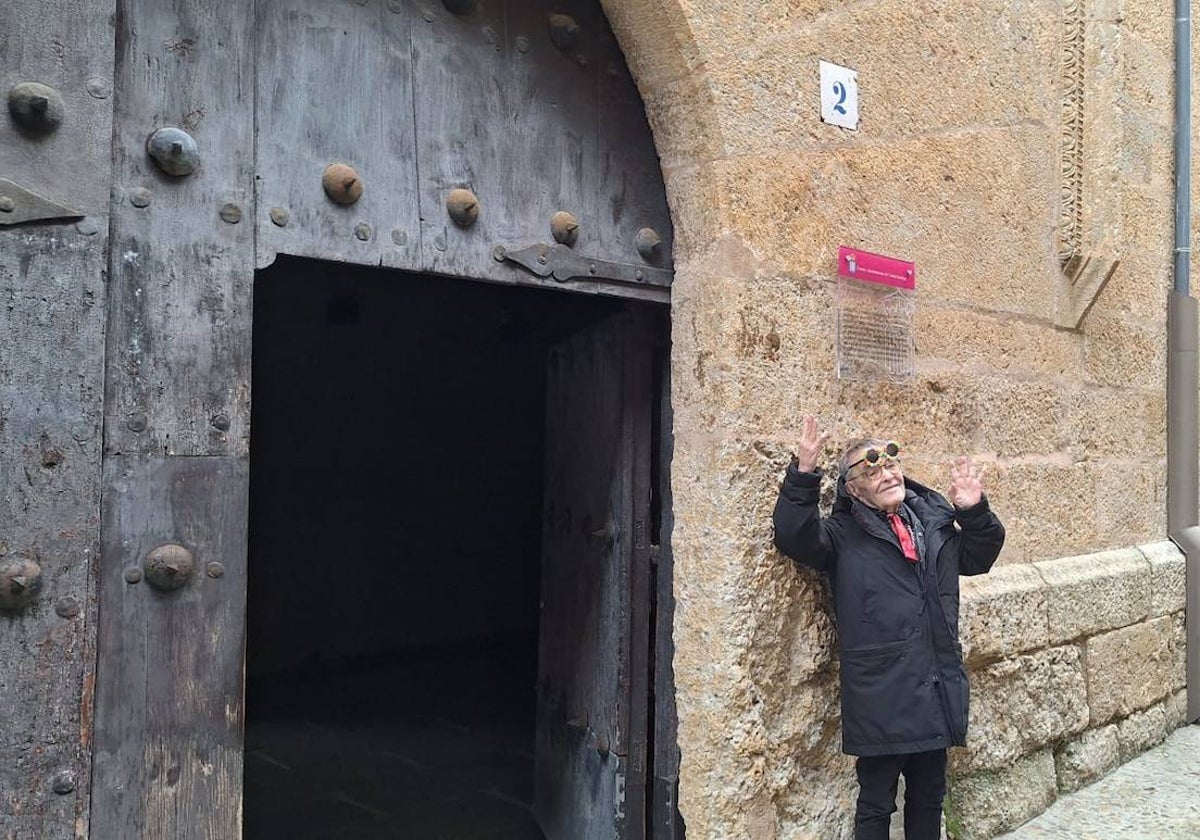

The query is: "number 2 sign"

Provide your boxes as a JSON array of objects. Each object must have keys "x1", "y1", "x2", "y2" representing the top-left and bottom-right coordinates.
[{"x1": 820, "y1": 60, "x2": 859, "y2": 130}]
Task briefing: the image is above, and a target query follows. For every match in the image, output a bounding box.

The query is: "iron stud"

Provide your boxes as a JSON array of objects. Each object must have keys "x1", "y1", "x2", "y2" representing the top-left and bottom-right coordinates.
[
  {"x1": 550, "y1": 211, "x2": 580, "y2": 246},
  {"x1": 635, "y1": 227, "x2": 662, "y2": 262},
  {"x1": 55, "y1": 596, "x2": 81, "y2": 619},
  {"x1": 143, "y1": 544, "x2": 194, "y2": 592},
  {"x1": 0, "y1": 196, "x2": 13, "y2": 213},
  {"x1": 206, "y1": 562, "x2": 225, "y2": 579},
  {"x1": 7, "y1": 82, "x2": 64, "y2": 133},
  {"x1": 548, "y1": 14, "x2": 581, "y2": 52},
  {"x1": 0, "y1": 559, "x2": 43, "y2": 611},
  {"x1": 146, "y1": 127, "x2": 200, "y2": 177},
  {"x1": 446, "y1": 188, "x2": 480, "y2": 227},
  {"x1": 323, "y1": 163, "x2": 363, "y2": 205},
  {"x1": 269, "y1": 207, "x2": 289, "y2": 227},
  {"x1": 354, "y1": 221, "x2": 372, "y2": 241},
  {"x1": 50, "y1": 770, "x2": 76, "y2": 795},
  {"x1": 128, "y1": 188, "x2": 152, "y2": 209},
  {"x1": 219, "y1": 203, "x2": 243, "y2": 224}
]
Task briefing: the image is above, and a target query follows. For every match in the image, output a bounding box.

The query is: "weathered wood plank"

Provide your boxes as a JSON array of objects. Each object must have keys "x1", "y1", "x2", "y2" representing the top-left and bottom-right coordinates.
[
  {"x1": 102, "y1": 0, "x2": 255, "y2": 456},
  {"x1": 0, "y1": 2, "x2": 115, "y2": 837},
  {"x1": 254, "y1": 0, "x2": 421, "y2": 271},
  {"x1": 409, "y1": 0, "x2": 671, "y2": 300},
  {"x1": 90, "y1": 455, "x2": 248, "y2": 840},
  {"x1": 536, "y1": 310, "x2": 655, "y2": 839}
]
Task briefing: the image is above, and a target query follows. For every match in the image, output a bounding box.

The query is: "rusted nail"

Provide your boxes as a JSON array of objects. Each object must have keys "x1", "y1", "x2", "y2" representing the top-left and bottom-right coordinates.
[
  {"x1": 492, "y1": 245, "x2": 507, "y2": 261},
  {"x1": 146, "y1": 127, "x2": 200, "y2": 177},
  {"x1": 0, "y1": 196, "x2": 13, "y2": 213},
  {"x1": 446, "y1": 188, "x2": 480, "y2": 227},
  {"x1": 55, "y1": 596, "x2": 81, "y2": 619},
  {"x1": 7, "y1": 82, "x2": 64, "y2": 133},
  {"x1": 211, "y1": 414, "x2": 231, "y2": 432},
  {"x1": 548, "y1": 14, "x2": 580, "y2": 52},
  {"x1": 0, "y1": 558, "x2": 43, "y2": 611},
  {"x1": 50, "y1": 770, "x2": 76, "y2": 795},
  {"x1": 550, "y1": 211, "x2": 580, "y2": 247},
  {"x1": 269, "y1": 207, "x2": 289, "y2": 227},
  {"x1": 128, "y1": 188, "x2": 152, "y2": 209},
  {"x1": 442, "y1": 0, "x2": 475, "y2": 13},
  {"x1": 354, "y1": 221, "x2": 372, "y2": 241},
  {"x1": 206, "y1": 562, "x2": 225, "y2": 579},
  {"x1": 123, "y1": 568, "x2": 143, "y2": 584},
  {"x1": 219, "y1": 203, "x2": 243, "y2": 224},
  {"x1": 126, "y1": 413, "x2": 148, "y2": 432},
  {"x1": 143, "y1": 544, "x2": 194, "y2": 592},
  {"x1": 635, "y1": 227, "x2": 662, "y2": 262},
  {"x1": 323, "y1": 163, "x2": 363, "y2": 205},
  {"x1": 635, "y1": 269, "x2": 644, "y2": 281},
  {"x1": 391, "y1": 229, "x2": 408, "y2": 247}
]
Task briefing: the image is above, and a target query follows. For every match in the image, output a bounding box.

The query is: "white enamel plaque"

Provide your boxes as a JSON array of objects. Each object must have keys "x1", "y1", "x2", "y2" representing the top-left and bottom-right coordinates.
[{"x1": 820, "y1": 60, "x2": 859, "y2": 130}]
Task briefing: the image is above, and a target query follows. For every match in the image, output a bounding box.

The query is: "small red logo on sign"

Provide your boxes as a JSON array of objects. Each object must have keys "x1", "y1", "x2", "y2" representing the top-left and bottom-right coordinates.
[{"x1": 837, "y1": 246, "x2": 916, "y2": 290}]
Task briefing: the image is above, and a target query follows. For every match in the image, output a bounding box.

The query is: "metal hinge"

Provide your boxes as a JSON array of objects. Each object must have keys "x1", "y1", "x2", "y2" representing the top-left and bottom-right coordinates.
[
  {"x1": 0, "y1": 178, "x2": 82, "y2": 226},
  {"x1": 493, "y1": 242, "x2": 671, "y2": 289}
]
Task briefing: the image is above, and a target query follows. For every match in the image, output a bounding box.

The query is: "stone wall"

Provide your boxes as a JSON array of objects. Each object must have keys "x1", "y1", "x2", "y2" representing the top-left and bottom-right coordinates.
[
  {"x1": 596, "y1": 0, "x2": 1188, "y2": 837},
  {"x1": 947, "y1": 541, "x2": 1187, "y2": 837}
]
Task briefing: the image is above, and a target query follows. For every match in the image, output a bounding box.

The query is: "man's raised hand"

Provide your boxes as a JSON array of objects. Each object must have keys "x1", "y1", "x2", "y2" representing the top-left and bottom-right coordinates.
[
  {"x1": 795, "y1": 415, "x2": 831, "y2": 473},
  {"x1": 947, "y1": 455, "x2": 984, "y2": 509}
]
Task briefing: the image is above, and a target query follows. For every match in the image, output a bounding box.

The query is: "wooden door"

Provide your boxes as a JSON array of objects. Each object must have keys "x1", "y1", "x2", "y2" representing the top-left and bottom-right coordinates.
[{"x1": 535, "y1": 309, "x2": 653, "y2": 839}]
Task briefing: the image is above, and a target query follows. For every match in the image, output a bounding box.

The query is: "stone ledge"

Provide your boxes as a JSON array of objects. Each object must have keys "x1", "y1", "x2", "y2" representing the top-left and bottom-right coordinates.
[
  {"x1": 948, "y1": 748, "x2": 1057, "y2": 840},
  {"x1": 1034, "y1": 548, "x2": 1151, "y2": 644},
  {"x1": 1140, "y1": 540, "x2": 1185, "y2": 616},
  {"x1": 959, "y1": 563, "x2": 1048, "y2": 666}
]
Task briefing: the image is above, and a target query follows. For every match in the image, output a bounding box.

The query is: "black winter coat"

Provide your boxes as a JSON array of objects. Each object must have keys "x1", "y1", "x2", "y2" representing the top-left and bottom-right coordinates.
[{"x1": 772, "y1": 463, "x2": 1005, "y2": 757}]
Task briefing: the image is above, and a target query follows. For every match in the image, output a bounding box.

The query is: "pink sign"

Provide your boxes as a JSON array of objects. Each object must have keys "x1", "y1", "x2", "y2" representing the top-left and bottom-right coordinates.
[{"x1": 837, "y1": 246, "x2": 916, "y2": 290}]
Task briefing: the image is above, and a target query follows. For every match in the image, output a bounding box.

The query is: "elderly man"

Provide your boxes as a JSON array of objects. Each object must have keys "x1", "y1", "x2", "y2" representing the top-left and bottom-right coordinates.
[{"x1": 772, "y1": 416, "x2": 1005, "y2": 840}]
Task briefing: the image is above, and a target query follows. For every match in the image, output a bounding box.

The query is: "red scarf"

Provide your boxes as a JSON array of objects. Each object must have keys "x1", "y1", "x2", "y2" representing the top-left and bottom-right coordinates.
[{"x1": 887, "y1": 512, "x2": 919, "y2": 563}]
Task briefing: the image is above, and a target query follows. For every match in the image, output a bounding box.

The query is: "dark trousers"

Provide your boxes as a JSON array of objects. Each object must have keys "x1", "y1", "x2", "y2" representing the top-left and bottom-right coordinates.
[{"x1": 854, "y1": 749, "x2": 947, "y2": 840}]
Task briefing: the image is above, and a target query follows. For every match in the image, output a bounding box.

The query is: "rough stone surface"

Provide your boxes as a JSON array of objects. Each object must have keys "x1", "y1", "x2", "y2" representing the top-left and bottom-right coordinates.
[
  {"x1": 952, "y1": 647, "x2": 1089, "y2": 775},
  {"x1": 1141, "y1": 541, "x2": 1186, "y2": 616},
  {"x1": 1117, "y1": 702, "x2": 1169, "y2": 762},
  {"x1": 597, "y1": 0, "x2": 1182, "y2": 836},
  {"x1": 1166, "y1": 690, "x2": 1189, "y2": 730},
  {"x1": 1085, "y1": 615, "x2": 1178, "y2": 724},
  {"x1": 1034, "y1": 549, "x2": 1151, "y2": 644},
  {"x1": 958, "y1": 564, "x2": 1049, "y2": 666},
  {"x1": 1054, "y1": 724, "x2": 1120, "y2": 794},
  {"x1": 947, "y1": 749, "x2": 1058, "y2": 840}
]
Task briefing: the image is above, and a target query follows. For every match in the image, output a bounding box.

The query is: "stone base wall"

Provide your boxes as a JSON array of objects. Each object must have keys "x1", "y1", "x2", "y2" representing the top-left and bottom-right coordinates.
[{"x1": 945, "y1": 541, "x2": 1188, "y2": 839}]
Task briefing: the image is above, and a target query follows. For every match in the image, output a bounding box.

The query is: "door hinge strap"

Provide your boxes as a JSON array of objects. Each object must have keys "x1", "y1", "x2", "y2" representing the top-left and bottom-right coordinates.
[
  {"x1": 493, "y1": 242, "x2": 672, "y2": 289},
  {"x1": 0, "y1": 178, "x2": 83, "y2": 226}
]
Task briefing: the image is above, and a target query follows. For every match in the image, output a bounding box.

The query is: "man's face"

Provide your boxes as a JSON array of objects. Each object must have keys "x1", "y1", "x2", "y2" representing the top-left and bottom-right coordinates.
[{"x1": 845, "y1": 445, "x2": 906, "y2": 512}]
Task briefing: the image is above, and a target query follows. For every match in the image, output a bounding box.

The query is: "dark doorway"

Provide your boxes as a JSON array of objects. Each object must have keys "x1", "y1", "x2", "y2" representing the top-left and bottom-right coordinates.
[{"x1": 244, "y1": 256, "x2": 662, "y2": 839}]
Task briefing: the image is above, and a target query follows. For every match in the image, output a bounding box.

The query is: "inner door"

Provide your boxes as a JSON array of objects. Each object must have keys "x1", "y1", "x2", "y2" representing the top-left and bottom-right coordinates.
[{"x1": 535, "y1": 310, "x2": 653, "y2": 839}]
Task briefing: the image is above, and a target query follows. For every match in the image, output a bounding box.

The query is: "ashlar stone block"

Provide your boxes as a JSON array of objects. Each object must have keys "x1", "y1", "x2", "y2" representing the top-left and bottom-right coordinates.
[
  {"x1": 947, "y1": 749, "x2": 1057, "y2": 840},
  {"x1": 1085, "y1": 614, "x2": 1177, "y2": 724},
  {"x1": 1165, "y1": 689, "x2": 1189, "y2": 730},
  {"x1": 1034, "y1": 548, "x2": 1151, "y2": 643},
  {"x1": 952, "y1": 646, "x2": 1089, "y2": 775},
  {"x1": 1141, "y1": 541, "x2": 1186, "y2": 616},
  {"x1": 1054, "y1": 724, "x2": 1120, "y2": 794},
  {"x1": 959, "y1": 564, "x2": 1048, "y2": 666},
  {"x1": 1116, "y1": 702, "x2": 1169, "y2": 762}
]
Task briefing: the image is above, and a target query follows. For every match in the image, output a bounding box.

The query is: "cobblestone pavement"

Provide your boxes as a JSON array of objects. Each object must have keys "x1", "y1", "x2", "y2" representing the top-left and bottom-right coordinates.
[{"x1": 998, "y1": 725, "x2": 1200, "y2": 839}]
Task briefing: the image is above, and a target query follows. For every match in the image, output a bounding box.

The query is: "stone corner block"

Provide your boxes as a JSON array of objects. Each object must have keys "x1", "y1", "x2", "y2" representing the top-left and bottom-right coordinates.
[
  {"x1": 952, "y1": 646, "x2": 1088, "y2": 776},
  {"x1": 947, "y1": 749, "x2": 1056, "y2": 840},
  {"x1": 1085, "y1": 614, "x2": 1177, "y2": 725},
  {"x1": 1034, "y1": 548, "x2": 1151, "y2": 644},
  {"x1": 1053, "y1": 723, "x2": 1119, "y2": 794},
  {"x1": 959, "y1": 564, "x2": 1048, "y2": 666},
  {"x1": 1116, "y1": 702, "x2": 1169, "y2": 762},
  {"x1": 1139, "y1": 540, "x2": 1185, "y2": 616}
]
